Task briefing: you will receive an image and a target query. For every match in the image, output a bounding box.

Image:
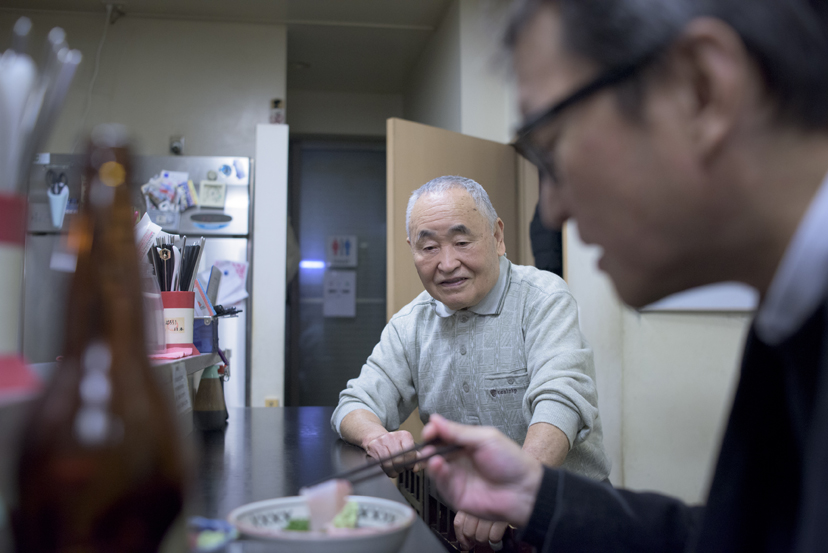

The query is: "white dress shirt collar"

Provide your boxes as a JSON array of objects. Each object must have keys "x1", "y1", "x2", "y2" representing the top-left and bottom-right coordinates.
[{"x1": 755, "y1": 171, "x2": 828, "y2": 344}]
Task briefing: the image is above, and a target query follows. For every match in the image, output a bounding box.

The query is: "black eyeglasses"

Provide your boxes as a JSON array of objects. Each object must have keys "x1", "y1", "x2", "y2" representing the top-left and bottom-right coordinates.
[{"x1": 514, "y1": 55, "x2": 655, "y2": 184}]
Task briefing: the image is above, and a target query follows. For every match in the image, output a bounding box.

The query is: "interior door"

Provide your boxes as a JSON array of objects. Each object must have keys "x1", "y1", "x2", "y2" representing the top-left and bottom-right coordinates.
[{"x1": 386, "y1": 118, "x2": 539, "y2": 438}]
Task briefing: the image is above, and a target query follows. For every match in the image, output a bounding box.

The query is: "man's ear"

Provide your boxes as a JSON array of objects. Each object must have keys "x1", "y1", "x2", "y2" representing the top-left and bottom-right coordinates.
[
  {"x1": 494, "y1": 218, "x2": 506, "y2": 256},
  {"x1": 670, "y1": 17, "x2": 751, "y2": 159}
]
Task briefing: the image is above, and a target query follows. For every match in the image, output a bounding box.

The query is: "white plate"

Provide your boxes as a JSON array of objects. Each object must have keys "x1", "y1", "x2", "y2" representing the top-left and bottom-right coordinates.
[{"x1": 227, "y1": 495, "x2": 416, "y2": 553}]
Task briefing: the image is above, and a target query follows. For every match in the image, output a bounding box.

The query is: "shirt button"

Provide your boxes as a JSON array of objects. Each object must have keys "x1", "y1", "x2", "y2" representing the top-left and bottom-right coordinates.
[
  {"x1": 463, "y1": 383, "x2": 470, "y2": 393},
  {"x1": 460, "y1": 346, "x2": 467, "y2": 355},
  {"x1": 459, "y1": 315, "x2": 468, "y2": 323},
  {"x1": 508, "y1": 378, "x2": 515, "y2": 385}
]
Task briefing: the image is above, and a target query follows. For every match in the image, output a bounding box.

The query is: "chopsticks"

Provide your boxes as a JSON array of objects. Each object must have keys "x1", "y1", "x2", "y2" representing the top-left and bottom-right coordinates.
[
  {"x1": 150, "y1": 234, "x2": 204, "y2": 292},
  {"x1": 180, "y1": 236, "x2": 205, "y2": 292},
  {"x1": 152, "y1": 235, "x2": 175, "y2": 292},
  {"x1": 305, "y1": 438, "x2": 462, "y2": 488}
]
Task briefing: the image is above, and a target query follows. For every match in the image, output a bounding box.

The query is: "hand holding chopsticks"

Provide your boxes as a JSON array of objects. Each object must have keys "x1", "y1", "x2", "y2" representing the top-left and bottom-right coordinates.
[{"x1": 305, "y1": 438, "x2": 461, "y2": 489}]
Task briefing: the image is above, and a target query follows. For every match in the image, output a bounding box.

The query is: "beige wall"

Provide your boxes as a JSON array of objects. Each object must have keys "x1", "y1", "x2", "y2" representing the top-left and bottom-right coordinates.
[
  {"x1": 286, "y1": 90, "x2": 404, "y2": 136},
  {"x1": 403, "y1": 0, "x2": 517, "y2": 144},
  {"x1": 621, "y1": 309, "x2": 747, "y2": 502},
  {"x1": 0, "y1": 11, "x2": 286, "y2": 157},
  {"x1": 402, "y1": 1, "x2": 462, "y2": 133},
  {"x1": 459, "y1": 0, "x2": 514, "y2": 143}
]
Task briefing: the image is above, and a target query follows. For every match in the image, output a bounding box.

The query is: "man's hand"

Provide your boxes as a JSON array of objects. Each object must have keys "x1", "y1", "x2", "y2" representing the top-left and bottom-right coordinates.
[
  {"x1": 423, "y1": 414, "x2": 544, "y2": 528},
  {"x1": 365, "y1": 430, "x2": 418, "y2": 477},
  {"x1": 454, "y1": 511, "x2": 508, "y2": 551},
  {"x1": 340, "y1": 410, "x2": 421, "y2": 477}
]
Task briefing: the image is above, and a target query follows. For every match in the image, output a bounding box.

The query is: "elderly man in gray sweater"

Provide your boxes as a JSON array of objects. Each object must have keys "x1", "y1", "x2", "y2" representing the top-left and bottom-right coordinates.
[{"x1": 332, "y1": 175, "x2": 609, "y2": 549}]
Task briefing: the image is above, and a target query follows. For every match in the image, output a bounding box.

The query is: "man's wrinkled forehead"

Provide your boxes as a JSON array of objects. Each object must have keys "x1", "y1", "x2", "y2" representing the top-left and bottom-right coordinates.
[
  {"x1": 409, "y1": 189, "x2": 485, "y2": 238},
  {"x1": 415, "y1": 224, "x2": 473, "y2": 245}
]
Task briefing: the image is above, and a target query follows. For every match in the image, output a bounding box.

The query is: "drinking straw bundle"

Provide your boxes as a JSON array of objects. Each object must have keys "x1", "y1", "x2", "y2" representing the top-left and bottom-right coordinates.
[{"x1": 0, "y1": 17, "x2": 82, "y2": 194}]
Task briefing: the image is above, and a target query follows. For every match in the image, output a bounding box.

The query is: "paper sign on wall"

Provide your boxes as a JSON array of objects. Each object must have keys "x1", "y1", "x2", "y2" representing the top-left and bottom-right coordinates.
[
  {"x1": 326, "y1": 235, "x2": 358, "y2": 267},
  {"x1": 323, "y1": 270, "x2": 356, "y2": 318}
]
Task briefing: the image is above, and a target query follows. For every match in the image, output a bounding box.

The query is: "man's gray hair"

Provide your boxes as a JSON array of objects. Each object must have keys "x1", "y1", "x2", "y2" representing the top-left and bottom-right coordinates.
[
  {"x1": 406, "y1": 176, "x2": 498, "y2": 238},
  {"x1": 505, "y1": 0, "x2": 828, "y2": 130}
]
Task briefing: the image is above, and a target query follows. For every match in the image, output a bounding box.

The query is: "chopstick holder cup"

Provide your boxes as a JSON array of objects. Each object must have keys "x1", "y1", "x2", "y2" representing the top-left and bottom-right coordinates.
[{"x1": 161, "y1": 291, "x2": 199, "y2": 354}]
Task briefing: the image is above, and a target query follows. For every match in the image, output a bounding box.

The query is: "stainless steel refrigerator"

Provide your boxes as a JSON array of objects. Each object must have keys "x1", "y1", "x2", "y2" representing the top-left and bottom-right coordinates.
[{"x1": 23, "y1": 154, "x2": 253, "y2": 408}]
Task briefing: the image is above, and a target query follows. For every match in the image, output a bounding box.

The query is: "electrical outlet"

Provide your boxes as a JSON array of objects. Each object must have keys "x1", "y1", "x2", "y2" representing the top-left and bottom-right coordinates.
[{"x1": 264, "y1": 397, "x2": 280, "y2": 407}]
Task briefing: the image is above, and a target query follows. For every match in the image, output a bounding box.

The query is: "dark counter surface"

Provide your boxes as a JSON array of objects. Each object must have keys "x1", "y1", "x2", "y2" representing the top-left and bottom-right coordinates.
[{"x1": 190, "y1": 407, "x2": 444, "y2": 552}]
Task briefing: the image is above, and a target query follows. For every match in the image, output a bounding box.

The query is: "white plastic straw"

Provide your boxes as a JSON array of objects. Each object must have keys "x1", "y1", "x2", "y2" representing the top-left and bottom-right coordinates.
[
  {"x1": 0, "y1": 51, "x2": 36, "y2": 192},
  {"x1": 12, "y1": 17, "x2": 31, "y2": 54},
  {"x1": 18, "y1": 47, "x2": 82, "y2": 189},
  {"x1": 0, "y1": 19, "x2": 82, "y2": 194}
]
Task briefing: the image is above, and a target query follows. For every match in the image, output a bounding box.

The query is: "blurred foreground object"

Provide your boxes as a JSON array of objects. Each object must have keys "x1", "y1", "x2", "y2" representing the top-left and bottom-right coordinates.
[
  {"x1": 13, "y1": 125, "x2": 186, "y2": 552},
  {"x1": 0, "y1": 18, "x2": 81, "y2": 195},
  {"x1": 0, "y1": 17, "x2": 81, "y2": 400}
]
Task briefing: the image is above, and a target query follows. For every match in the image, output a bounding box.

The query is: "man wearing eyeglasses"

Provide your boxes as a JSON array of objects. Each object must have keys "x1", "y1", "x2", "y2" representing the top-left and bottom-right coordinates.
[{"x1": 421, "y1": 0, "x2": 828, "y2": 551}]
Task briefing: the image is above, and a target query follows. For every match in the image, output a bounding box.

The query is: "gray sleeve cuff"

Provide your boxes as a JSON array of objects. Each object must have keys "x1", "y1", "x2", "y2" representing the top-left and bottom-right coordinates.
[
  {"x1": 530, "y1": 400, "x2": 582, "y2": 448},
  {"x1": 331, "y1": 402, "x2": 380, "y2": 437}
]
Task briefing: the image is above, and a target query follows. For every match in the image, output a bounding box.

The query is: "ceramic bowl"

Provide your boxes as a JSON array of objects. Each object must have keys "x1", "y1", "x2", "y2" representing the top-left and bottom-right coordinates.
[{"x1": 227, "y1": 495, "x2": 416, "y2": 553}]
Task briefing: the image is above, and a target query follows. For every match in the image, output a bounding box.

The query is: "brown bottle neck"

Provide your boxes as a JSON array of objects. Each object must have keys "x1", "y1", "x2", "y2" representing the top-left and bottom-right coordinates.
[{"x1": 64, "y1": 174, "x2": 148, "y2": 361}]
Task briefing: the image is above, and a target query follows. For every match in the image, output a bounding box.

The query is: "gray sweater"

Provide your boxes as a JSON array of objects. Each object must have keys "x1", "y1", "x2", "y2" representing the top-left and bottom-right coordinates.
[{"x1": 332, "y1": 256, "x2": 610, "y2": 480}]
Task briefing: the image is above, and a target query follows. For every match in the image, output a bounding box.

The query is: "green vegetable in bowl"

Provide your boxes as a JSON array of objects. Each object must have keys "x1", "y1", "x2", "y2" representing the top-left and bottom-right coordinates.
[
  {"x1": 284, "y1": 519, "x2": 310, "y2": 531},
  {"x1": 331, "y1": 502, "x2": 358, "y2": 529},
  {"x1": 283, "y1": 501, "x2": 358, "y2": 532}
]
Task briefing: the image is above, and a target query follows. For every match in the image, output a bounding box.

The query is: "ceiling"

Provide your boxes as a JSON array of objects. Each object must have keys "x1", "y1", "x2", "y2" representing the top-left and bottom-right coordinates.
[{"x1": 0, "y1": 0, "x2": 453, "y2": 93}]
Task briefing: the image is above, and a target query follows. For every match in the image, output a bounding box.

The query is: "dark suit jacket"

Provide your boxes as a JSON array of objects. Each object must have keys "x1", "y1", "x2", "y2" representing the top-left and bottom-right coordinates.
[
  {"x1": 530, "y1": 204, "x2": 563, "y2": 278},
  {"x1": 520, "y1": 302, "x2": 828, "y2": 552}
]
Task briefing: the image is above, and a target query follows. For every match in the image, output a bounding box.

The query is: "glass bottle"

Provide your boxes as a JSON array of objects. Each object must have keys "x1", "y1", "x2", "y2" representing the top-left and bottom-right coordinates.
[{"x1": 13, "y1": 125, "x2": 186, "y2": 552}]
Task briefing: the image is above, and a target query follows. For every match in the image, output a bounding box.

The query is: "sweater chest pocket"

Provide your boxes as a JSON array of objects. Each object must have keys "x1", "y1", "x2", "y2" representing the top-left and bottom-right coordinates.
[{"x1": 480, "y1": 370, "x2": 529, "y2": 410}]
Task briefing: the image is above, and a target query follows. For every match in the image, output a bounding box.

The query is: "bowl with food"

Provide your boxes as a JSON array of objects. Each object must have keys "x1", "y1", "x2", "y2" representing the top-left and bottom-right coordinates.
[{"x1": 227, "y1": 480, "x2": 416, "y2": 553}]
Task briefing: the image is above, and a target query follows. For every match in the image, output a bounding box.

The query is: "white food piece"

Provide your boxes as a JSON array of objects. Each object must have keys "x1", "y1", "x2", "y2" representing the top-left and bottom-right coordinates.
[{"x1": 299, "y1": 479, "x2": 353, "y2": 531}]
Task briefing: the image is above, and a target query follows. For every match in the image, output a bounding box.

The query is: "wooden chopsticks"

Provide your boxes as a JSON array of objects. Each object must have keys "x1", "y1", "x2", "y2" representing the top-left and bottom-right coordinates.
[{"x1": 304, "y1": 438, "x2": 461, "y2": 488}]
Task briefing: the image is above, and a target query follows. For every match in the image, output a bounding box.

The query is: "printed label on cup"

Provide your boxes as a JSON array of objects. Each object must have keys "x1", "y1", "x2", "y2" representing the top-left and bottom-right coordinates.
[
  {"x1": 161, "y1": 291, "x2": 195, "y2": 345},
  {"x1": 166, "y1": 317, "x2": 186, "y2": 334}
]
